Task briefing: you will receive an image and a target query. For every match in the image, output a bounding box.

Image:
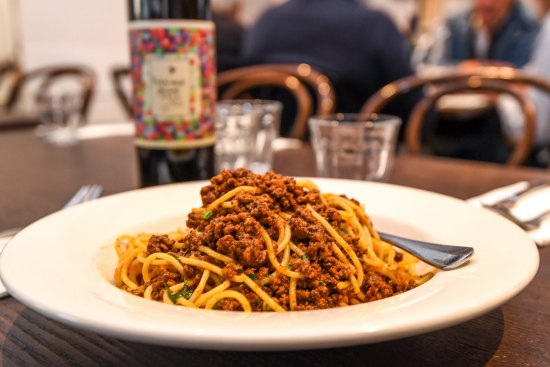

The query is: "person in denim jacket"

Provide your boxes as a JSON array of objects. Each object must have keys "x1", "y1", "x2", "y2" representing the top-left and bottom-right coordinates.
[
  {"x1": 242, "y1": 0, "x2": 418, "y2": 136},
  {"x1": 439, "y1": 0, "x2": 539, "y2": 67},
  {"x1": 499, "y1": 0, "x2": 550, "y2": 166}
]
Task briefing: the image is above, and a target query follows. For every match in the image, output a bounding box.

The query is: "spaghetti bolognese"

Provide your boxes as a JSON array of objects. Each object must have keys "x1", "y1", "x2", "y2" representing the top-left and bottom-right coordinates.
[{"x1": 114, "y1": 169, "x2": 433, "y2": 312}]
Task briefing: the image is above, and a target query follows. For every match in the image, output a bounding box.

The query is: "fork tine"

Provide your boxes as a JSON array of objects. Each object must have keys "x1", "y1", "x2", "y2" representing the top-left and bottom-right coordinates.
[
  {"x1": 62, "y1": 184, "x2": 103, "y2": 209},
  {"x1": 63, "y1": 185, "x2": 91, "y2": 209},
  {"x1": 84, "y1": 185, "x2": 103, "y2": 202}
]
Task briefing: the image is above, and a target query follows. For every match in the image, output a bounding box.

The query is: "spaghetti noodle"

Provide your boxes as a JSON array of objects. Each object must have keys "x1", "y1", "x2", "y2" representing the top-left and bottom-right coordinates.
[{"x1": 114, "y1": 169, "x2": 433, "y2": 312}]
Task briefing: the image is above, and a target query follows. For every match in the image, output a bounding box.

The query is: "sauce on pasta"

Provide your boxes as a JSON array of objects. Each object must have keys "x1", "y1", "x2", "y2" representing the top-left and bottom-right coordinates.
[{"x1": 114, "y1": 169, "x2": 433, "y2": 311}]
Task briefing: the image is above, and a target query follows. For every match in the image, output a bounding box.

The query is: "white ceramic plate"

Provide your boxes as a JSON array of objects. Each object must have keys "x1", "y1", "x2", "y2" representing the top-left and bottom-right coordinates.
[{"x1": 0, "y1": 179, "x2": 539, "y2": 351}]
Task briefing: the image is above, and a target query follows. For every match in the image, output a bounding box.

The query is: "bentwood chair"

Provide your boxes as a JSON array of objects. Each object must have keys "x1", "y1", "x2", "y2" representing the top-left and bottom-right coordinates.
[
  {"x1": 361, "y1": 67, "x2": 550, "y2": 166},
  {"x1": 112, "y1": 63, "x2": 336, "y2": 138},
  {"x1": 0, "y1": 61, "x2": 22, "y2": 108},
  {"x1": 111, "y1": 66, "x2": 133, "y2": 118},
  {"x1": 6, "y1": 64, "x2": 97, "y2": 125},
  {"x1": 217, "y1": 63, "x2": 336, "y2": 139}
]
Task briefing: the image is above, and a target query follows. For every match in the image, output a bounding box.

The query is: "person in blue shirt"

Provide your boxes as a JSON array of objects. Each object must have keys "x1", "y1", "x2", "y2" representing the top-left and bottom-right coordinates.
[
  {"x1": 415, "y1": 0, "x2": 541, "y2": 164},
  {"x1": 241, "y1": 0, "x2": 418, "y2": 135},
  {"x1": 438, "y1": 0, "x2": 539, "y2": 67},
  {"x1": 213, "y1": 0, "x2": 245, "y2": 72},
  {"x1": 499, "y1": 0, "x2": 550, "y2": 166}
]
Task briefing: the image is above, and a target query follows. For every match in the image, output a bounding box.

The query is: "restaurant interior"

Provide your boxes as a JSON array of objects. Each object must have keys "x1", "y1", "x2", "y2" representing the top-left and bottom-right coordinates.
[{"x1": 1, "y1": 0, "x2": 550, "y2": 365}]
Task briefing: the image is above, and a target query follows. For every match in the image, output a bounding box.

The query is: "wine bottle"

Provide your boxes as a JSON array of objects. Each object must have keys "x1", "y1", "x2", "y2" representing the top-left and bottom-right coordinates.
[{"x1": 128, "y1": 0, "x2": 216, "y2": 186}]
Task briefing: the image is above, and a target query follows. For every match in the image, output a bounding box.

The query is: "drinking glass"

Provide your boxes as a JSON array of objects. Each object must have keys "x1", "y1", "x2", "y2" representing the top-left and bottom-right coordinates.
[
  {"x1": 35, "y1": 94, "x2": 81, "y2": 146},
  {"x1": 215, "y1": 100, "x2": 282, "y2": 173},
  {"x1": 308, "y1": 114, "x2": 401, "y2": 181}
]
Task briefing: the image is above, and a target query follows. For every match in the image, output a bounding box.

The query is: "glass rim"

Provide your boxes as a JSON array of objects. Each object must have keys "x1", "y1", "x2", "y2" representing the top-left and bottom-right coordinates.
[{"x1": 308, "y1": 113, "x2": 401, "y2": 127}]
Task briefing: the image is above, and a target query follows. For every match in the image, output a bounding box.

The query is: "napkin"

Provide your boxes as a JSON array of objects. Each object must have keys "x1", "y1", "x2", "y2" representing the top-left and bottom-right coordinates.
[{"x1": 467, "y1": 181, "x2": 550, "y2": 247}]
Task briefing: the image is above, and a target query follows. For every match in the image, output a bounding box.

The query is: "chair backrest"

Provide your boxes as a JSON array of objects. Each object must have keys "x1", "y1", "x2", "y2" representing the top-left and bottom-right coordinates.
[
  {"x1": 361, "y1": 67, "x2": 550, "y2": 165},
  {"x1": 406, "y1": 78, "x2": 536, "y2": 165},
  {"x1": 218, "y1": 69, "x2": 312, "y2": 139},
  {"x1": 113, "y1": 63, "x2": 336, "y2": 138},
  {"x1": 218, "y1": 63, "x2": 335, "y2": 115},
  {"x1": 218, "y1": 63, "x2": 336, "y2": 139},
  {"x1": 0, "y1": 61, "x2": 22, "y2": 108},
  {"x1": 7, "y1": 64, "x2": 97, "y2": 124},
  {"x1": 111, "y1": 66, "x2": 133, "y2": 119}
]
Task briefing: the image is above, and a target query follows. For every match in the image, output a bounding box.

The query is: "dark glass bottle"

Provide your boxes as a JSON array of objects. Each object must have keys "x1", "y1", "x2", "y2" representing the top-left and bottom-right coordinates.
[{"x1": 128, "y1": 0, "x2": 216, "y2": 186}]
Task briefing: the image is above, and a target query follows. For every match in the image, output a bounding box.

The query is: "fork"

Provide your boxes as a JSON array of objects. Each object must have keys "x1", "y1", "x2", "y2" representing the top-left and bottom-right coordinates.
[
  {"x1": 378, "y1": 231, "x2": 474, "y2": 270},
  {"x1": 489, "y1": 179, "x2": 550, "y2": 209},
  {"x1": 0, "y1": 184, "x2": 103, "y2": 298},
  {"x1": 62, "y1": 184, "x2": 103, "y2": 209},
  {"x1": 0, "y1": 184, "x2": 103, "y2": 240},
  {"x1": 483, "y1": 203, "x2": 550, "y2": 232}
]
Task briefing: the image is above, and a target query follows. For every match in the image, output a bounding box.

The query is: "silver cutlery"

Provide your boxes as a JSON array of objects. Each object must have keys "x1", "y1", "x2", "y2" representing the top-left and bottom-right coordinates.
[
  {"x1": 0, "y1": 184, "x2": 103, "y2": 240},
  {"x1": 378, "y1": 231, "x2": 474, "y2": 270},
  {"x1": 477, "y1": 179, "x2": 550, "y2": 247},
  {"x1": 479, "y1": 180, "x2": 550, "y2": 247},
  {"x1": 488, "y1": 179, "x2": 550, "y2": 209},
  {"x1": 0, "y1": 184, "x2": 103, "y2": 299},
  {"x1": 62, "y1": 184, "x2": 103, "y2": 209},
  {"x1": 483, "y1": 204, "x2": 550, "y2": 232}
]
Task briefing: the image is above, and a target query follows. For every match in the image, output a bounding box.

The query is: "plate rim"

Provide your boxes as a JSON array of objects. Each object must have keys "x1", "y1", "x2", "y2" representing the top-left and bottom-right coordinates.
[{"x1": 0, "y1": 179, "x2": 540, "y2": 351}]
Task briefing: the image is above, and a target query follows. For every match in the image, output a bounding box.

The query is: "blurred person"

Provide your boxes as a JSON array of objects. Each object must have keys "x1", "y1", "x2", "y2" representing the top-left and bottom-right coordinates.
[
  {"x1": 413, "y1": 0, "x2": 540, "y2": 164},
  {"x1": 212, "y1": 0, "x2": 245, "y2": 72},
  {"x1": 241, "y1": 0, "x2": 418, "y2": 134},
  {"x1": 432, "y1": 0, "x2": 539, "y2": 67},
  {"x1": 499, "y1": 0, "x2": 550, "y2": 166}
]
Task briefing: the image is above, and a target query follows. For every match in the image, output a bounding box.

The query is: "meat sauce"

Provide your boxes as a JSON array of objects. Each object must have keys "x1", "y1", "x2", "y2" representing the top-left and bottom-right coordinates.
[{"x1": 135, "y1": 169, "x2": 415, "y2": 311}]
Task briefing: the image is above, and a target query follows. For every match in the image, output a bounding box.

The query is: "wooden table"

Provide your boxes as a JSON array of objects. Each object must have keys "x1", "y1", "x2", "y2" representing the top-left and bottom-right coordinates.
[{"x1": 1, "y1": 127, "x2": 550, "y2": 366}]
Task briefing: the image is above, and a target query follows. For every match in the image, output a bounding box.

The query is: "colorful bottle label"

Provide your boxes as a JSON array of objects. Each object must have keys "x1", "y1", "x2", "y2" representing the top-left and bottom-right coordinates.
[{"x1": 129, "y1": 20, "x2": 216, "y2": 149}]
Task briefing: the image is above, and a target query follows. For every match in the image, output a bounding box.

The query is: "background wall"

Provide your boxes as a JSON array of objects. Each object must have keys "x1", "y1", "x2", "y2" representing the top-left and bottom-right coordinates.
[
  {"x1": 17, "y1": 0, "x2": 130, "y2": 122},
  {"x1": 2, "y1": 0, "x2": 539, "y2": 123},
  {"x1": 0, "y1": 0, "x2": 18, "y2": 63}
]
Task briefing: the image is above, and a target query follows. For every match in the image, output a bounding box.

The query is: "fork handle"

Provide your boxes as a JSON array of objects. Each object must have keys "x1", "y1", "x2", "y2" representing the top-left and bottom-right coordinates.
[{"x1": 484, "y1": 204, "x2": 537, "y2": 231}]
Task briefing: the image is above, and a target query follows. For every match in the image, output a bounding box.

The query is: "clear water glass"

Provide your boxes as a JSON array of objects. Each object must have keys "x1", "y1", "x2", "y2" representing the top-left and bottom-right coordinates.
[
  {"x1": 215, "y1": 100, "x2": 282, "y2": 174},
  {"x1": 309, "y1": 114, "x2": 402, "y2": 181}
]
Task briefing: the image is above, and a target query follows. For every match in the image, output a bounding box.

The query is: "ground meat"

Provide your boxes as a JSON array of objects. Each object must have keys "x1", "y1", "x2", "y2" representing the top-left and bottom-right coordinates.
[
  {"x1": 362, "y1": 271, "x2": 398, "y2": 302},
  {"x1": 222, "y1": 262, "x2": 242, "y2": 279},
  {"x1": 135, "y1": 169, "x2": 418, "y2": 311},
  {"x1": 201, "y1": 213, "x2": 268, "y2": 268},
  {"x1": 213, "y1": 298, "x2": 244, "y2": 311},
  {"x1": 147, "y1": 234, "x2": 174, "y2": 254},
  {"x1": 147, "y1": 270, "x2": 180, "y2": 301}
]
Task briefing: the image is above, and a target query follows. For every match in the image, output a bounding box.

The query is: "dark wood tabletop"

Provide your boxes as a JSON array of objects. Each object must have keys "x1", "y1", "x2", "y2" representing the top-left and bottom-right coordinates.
[{"x1": 1, "y1": 126, "x2": 549, "y2": 366}]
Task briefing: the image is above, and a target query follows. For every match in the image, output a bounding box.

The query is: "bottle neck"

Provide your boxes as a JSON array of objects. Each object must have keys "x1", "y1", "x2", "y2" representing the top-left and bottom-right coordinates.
[{"x1": 128, "y1": 0, "x2": 211, "y2": 21}]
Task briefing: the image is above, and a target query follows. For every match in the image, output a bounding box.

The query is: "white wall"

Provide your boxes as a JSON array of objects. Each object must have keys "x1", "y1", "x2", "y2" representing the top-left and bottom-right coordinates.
[
  {"x1": 18, "y1": 0, "x2": 130, "y2": 122},
  {"x1": 14, "y1": 0, "x2": 281, "y2": 123},
  {"x1": 0, "y1": 0, "x2": 18, "y2": 62},
  {"x1": 13, "y1": 0, "x2": 539, "y2": 123}
]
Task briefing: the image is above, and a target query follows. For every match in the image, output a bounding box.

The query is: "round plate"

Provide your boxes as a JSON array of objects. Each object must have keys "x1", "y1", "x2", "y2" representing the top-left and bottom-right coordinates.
[{"x1": 0, "y1": 179, "x2": 539, "y2": 351}]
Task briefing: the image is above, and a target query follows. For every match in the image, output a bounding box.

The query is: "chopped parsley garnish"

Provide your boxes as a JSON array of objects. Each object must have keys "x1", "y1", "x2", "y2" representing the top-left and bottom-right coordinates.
[
  {"x1": 202, "y1": 210, "x2": 213, "y2": 220},
  {"x1": 340, "y1": 227, "x2": 347, "y2": 234},
  {"x1": 300, "y1": 254, "x2": 308, "y2": 260},
  {"x1": 163, "y1": 280, "x2": 193, "y2": 303},
  {"x1": 247, "y1": 273, "x2": 258, "y2": 280}
]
